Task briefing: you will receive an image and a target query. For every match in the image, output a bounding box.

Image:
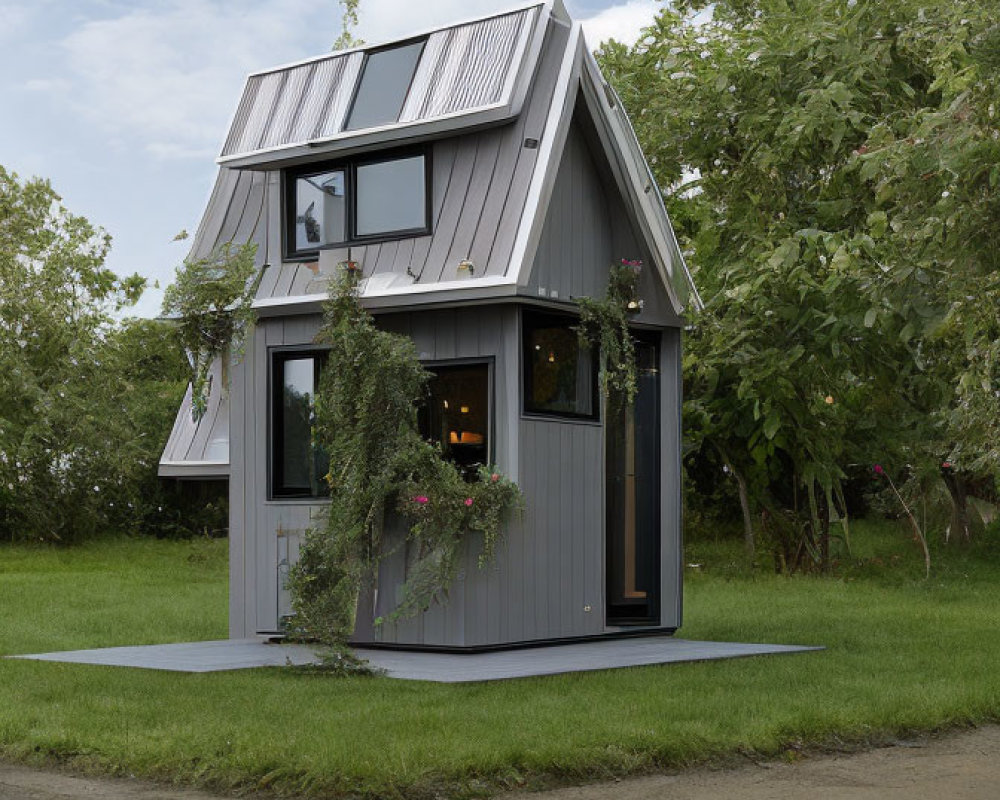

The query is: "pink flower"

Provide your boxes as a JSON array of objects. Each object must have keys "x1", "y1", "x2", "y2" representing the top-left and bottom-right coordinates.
[
  {"x1": 941, "y1": 461, "x2": 952, "y2": 469},
  {"x1": 873, "y1": 464, "x2": 884, "y2": 476},
  {"x1": 490, "y1": 473, "x2": 500, "y2": 483},
  {"x1": 464, "y1": 497, "x2": 474, "y2": 507},
  {"x1": 413, "y1": 495, "x2": 429, "y2": 505}
]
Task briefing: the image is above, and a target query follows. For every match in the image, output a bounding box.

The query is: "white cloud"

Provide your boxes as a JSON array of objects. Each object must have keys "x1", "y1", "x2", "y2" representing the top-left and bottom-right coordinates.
[
  {"x1": 579, "y1": 0, "x2": 660, "y2": 47},
  {"x1": 0, "y1": 3, "x2": 35, "y2": 43},
  {"x1": 353, "y1": 1, "x2": 658, "y2": 50},
  {"x1": 46, "y1": 0, "x2": 658, "y2": 163},
  {"x1": 59, "y1": 0, "x2": 341, "y2": 161}
]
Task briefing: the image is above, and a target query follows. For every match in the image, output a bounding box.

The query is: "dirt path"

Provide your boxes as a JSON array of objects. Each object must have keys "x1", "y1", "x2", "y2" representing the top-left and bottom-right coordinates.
[
  {"x1": 3, "y1": 725, "x2": 998, "y2": 799},
  {"x1": 500, "y1": 725, "x2": 1000, "y2": 800}
]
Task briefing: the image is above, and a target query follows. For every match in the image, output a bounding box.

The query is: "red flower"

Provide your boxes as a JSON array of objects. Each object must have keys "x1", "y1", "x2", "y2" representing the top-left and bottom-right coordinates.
[
  {"x1": 413, "y1": 495, "x2": 429, "y2": 505},
  {"x1": 464, "y1": 497, "x2": 474, "y2": 507},
  {"x1": 941, "y1": 462, "x2": 952, "y2": 469},
  {"x1": 873, "y1": 464, "x2": 885, "y2": 476},
  {"x1": 490, "y1": 473, "x2": 500, "y2": 483}
]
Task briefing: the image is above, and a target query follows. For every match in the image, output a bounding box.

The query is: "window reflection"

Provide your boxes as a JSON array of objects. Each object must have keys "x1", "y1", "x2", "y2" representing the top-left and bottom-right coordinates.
[
  {"x1": 344, "y1": 40, "x2": 425, "y2": 131},
  {"x1": 418, "y1": 364, "x2": 490, "y2": 480},
  {"x1": 273, "y1": 353, "x2": 329, "y2": 497},
  {"x1": 523, "y1": 312, "x2": 597, "y2": 419},
  {"x1": 294, "y1": 170, "x2": 346, "y2": 251},
  {"x1": 355, "y1": 156, "x2": 426, "y2": 237}
]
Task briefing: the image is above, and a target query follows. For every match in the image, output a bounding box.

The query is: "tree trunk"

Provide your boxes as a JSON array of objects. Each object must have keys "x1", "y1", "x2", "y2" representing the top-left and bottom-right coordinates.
[
  {"x1": 941, "y1": 470, "x2": 971, "y2": 542},
  {"x1": 718, "y1": 448, "x2": 755, "y2": 558},
  {"x1": 734, "y1": 467, "x2": 755, "y2": 558}
]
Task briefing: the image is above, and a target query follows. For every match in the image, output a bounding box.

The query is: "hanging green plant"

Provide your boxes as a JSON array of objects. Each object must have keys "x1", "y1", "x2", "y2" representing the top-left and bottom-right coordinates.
[
  {"x1": 287, "y1": 271, "x2": 523, "y2": 646},
  {"x1": 161, "y1": 242, "x2": 260, "y2": 420},
  {"x1": 576, "y1": 259, "x2": 643, "y2": 407}
]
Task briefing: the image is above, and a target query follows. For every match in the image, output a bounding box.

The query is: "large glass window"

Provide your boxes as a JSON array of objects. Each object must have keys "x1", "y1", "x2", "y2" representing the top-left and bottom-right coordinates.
[
  {"x1": 272, "y1": 352, "x2": 329, "y2": 498},
  {"x1": 285, "y1": 150, "x2": 429, "y2": 258},
  {"x1": 355, "y1": 155, "x2": 427, "y2": 237},
  {"x1": 523, "y1": 311, "x2": 598, "y2": 419},
  {"x1": 418, "y1": 362, "x2": 491, "y2": 480},
  {"x1": 345, "y1": 40, "x2": 425, "y2": 131}
]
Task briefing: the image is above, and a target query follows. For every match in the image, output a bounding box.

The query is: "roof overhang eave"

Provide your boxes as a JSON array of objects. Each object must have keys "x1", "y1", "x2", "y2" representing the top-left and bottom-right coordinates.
[{"x1": 251, "y1": 276, "x2": 522, "y2": 317}]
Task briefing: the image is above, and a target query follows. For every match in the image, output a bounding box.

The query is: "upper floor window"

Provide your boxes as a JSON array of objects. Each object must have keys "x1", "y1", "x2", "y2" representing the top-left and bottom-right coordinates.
[
  {"x1": 345, "y1": 40, "x2": 425, "y2": 131},
  {"x1": 522, "y1": 310, "x2": 598, "y2": 420},
  {"x1": 285, "y1": 149, "x2": 430, "y2": 259}
]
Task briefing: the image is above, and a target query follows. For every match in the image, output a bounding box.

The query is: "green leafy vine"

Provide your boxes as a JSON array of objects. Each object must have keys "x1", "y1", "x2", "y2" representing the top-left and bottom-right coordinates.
[
  {"x1": 161, "y1": 242, "x2": 260, "y2": 420},
  {"x1": 288, "y1": 272, "x2": 523, "y2": 646},
  {"x1": 576, "y1": 259, "x2": 643, "y2": 407}
]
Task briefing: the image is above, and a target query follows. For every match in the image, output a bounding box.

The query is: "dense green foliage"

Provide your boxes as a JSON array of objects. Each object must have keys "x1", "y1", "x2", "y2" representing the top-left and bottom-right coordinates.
[
  {"x1": 288, "y1": 274, "x2": 521, "y2": 643},
  {"x1": 599, "y1": 0, "x2": 1000, "y2": 564},
  {"x1": 1, "y1": 525, "x2": 998, "y2": 797},
  {"x1": 0, "y1": 167, "x2": 196, "y2": 542},
  {"x1": 576, "y1": 259, "x2": 643, "y2": 407},
  {"x1": 161, "y1": 241, "x2": 259, "y2": 421}
]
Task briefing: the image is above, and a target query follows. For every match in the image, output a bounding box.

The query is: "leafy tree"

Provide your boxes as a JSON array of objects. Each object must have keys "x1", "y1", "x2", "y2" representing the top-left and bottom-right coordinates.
[
  {"x1": 0, "y1": 166, "x2": 191, "y2": 542},
  {"x1": 288, "y1": 273, "x2": 521, "y2": 644},
  {"x1": 598, "y1": 0, "x2": 1000, "y2": 563},
  {"x1": 161, "y1": 241, "x2": 259, "y2": 421}
]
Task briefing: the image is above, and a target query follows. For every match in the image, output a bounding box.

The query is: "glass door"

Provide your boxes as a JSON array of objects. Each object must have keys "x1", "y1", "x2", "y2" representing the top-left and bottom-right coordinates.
[{"x1": 606, "y1": 335, "x2": 660, "y2": 625}]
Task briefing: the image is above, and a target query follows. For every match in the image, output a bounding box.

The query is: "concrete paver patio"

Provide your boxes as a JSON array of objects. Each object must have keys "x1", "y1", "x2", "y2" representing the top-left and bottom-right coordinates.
[{"x1": 10, "y1": 635, "x2": 821, "y2": 681}]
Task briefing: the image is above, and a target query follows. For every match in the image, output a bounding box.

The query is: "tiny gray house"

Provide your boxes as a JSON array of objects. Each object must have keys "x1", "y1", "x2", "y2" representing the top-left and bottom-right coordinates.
[{"x1": 160, "y1": 0, "x2": 699, "y2": 649}]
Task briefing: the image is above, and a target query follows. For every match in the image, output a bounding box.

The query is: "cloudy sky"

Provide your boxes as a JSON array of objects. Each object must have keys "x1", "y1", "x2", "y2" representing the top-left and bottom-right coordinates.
[{"x1": 1, "y1": 0, "x2": 661, "y2": 318}]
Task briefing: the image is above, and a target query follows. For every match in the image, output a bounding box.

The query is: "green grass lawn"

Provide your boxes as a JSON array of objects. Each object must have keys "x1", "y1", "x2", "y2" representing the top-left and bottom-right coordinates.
[{"x1": 1, "y1": 523, "x2": 998, "y2": 798}]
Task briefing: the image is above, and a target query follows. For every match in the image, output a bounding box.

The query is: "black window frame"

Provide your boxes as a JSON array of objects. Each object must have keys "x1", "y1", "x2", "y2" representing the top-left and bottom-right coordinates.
[
  {"x1": 522, "y1": 309, "x2": 600, "y2": 422},
  {"x1": 270, "y1": 348, "x2": 330, "y2": 499},
  {"x1": 283, "y1": 146, "x2": 432, "y2": 261},
  {"x1": 418, "y1": 358, "x2": 495, "y2": 476}
]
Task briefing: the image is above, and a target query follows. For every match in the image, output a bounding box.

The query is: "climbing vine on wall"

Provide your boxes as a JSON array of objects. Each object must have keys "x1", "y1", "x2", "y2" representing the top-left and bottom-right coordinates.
[
  {"x1": 287, "y1": 272, "x2": 522, "y2": 646},
  {"x1": 576, "y1": 259, "x2": 643, "y2": 407},
  {"x1": 161, "y1": 242, "x2": 259, "y2": 420}
]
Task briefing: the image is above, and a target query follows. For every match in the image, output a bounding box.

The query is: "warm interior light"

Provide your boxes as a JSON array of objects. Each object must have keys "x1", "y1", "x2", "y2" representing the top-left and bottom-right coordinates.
[
  {"x1": 443, "y1": 400, "x2": 449, "y2": 409},
  {"x1": 547, "y1": 352, "x2": 555, "y2": 363},
  {"x1": 460, "y1": 405, "x2": 470, "y2": 414},
  {"x1": 449, "y1": 431, "x2": 459, "y2": 444},
  {"x1": 534, "y1": 344, "x2": 541, "y2": 351}
]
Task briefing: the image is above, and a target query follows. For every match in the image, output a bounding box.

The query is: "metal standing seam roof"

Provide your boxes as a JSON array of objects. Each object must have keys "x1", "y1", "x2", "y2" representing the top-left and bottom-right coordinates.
[{"x1": 218, "y1": 5, "x2": 542, "y2": 166}]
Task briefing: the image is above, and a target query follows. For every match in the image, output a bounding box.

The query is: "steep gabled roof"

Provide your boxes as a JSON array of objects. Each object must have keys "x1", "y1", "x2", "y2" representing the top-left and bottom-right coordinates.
[
  {"x1": 218, "y1": 2, "x2": 552, "y2": 169},
  {"x1": 188, "y1": 3, "x2": 698, "y2": 316}
]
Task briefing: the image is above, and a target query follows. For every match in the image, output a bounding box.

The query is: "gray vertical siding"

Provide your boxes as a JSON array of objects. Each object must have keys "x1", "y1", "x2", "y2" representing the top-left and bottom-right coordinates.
[
  {"x1": 229, "y1": 313, "x2": 326, "y2": 637},
  {"x1": 370, "y1": 307, "x2": 518, "y2": 647},
  {"x1": 526, "y1": 115, "x2": 682, "y2": 328}
]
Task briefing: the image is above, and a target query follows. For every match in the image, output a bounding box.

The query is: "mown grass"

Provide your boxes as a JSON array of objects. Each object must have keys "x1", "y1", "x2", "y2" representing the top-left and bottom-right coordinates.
[{"x1": 1, "y1": 522, "x2": 998, "y2": 798}]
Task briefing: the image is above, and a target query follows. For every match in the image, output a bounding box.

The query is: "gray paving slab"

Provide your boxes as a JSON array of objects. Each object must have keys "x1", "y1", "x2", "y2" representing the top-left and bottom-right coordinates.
[
  {"x1": 9, "y1": 639, "x2": 318, "y2": 673},
  {"x1": 355, "y1": 638, "x2": 822, "y2": 682},
  {"x1": 9, "y1": 636, "x2": 821, "y2": 681}
]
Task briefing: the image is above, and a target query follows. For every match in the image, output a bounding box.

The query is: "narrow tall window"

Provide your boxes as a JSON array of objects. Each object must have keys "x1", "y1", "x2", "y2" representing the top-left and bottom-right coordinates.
[{"x1": 272, "y1": 352, "x2": 329, "y2": 498}]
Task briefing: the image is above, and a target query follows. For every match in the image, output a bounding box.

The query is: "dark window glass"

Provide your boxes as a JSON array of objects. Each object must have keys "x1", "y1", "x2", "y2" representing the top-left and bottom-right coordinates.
[
  {"x1": 293, "y1": 169, "x2": 346, "y2": 252},
  {"x1": 286, "y1": 150, "x2": 429, "y2": 258},
  {"x1": 523, "y1": 311, "x2": 597, "y2": 419},
  {"x1": 345, "y1": 40, "x2": 425, "y2": 131},
  {"x1": 272, "y1": 353, "x2": 329, "y2": 497},
  {"x1": 418, "y1": 363, "x2": 490, "y2": 480},
  {"x1": 355, "y1": 155, "x2": 426, "y2": 237}
]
